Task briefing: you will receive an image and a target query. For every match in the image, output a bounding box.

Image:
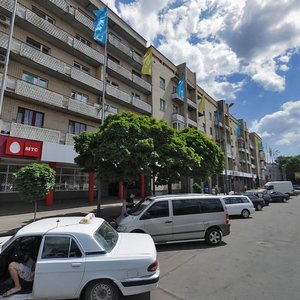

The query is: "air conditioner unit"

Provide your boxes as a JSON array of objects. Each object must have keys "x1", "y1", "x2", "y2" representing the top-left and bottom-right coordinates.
[{"x1": 0, "y1": 14, "x2": 10, "y2": 27}]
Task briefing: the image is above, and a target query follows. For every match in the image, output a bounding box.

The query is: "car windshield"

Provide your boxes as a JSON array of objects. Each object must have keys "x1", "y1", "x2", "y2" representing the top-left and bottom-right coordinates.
[
  {"x1": 128, "y1": 197, "x2": 153, "y2": 216},
  {"x1": 0, "y1": 235, "x2": 15, "y2": 253},
  {"x1": 94, "y1": 221, "x2": 119, "y2": 252}
]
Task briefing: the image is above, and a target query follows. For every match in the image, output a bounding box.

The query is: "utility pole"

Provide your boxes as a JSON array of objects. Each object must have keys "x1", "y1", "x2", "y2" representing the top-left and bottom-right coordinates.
[{"x1": 0, "y1": 0, "x2": 17, "y2": 117}]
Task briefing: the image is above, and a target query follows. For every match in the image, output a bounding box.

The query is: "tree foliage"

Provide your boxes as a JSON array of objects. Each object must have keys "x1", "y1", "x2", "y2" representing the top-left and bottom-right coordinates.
[
  {"x1": 13, "y1": 163, "x2": 56, "y2": 220},
  {"x1": 277, "y1": 155, "x2": 300, "y2": 182}
]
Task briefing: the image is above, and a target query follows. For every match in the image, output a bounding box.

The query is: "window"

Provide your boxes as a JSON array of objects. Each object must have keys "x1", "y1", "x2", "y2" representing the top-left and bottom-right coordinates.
[
  {"x1": 200, "y1": 198, "x2": 224, "y2": 213},
  {"x1": 160, "y1": 99, "x2": 166, "y2": 111},
  {"x1": 17, "y1": 107, "x2": 44, "y2": 127},
  {"x1": 173, "y1": 199, "x2": 201, "y2": 216},
  {"x1": 75, "y1": 34, "x2": 91, "y2": 47},
  {"x1": 26, "y1": 37, "x2": 50, "y2": 54},
  {"x1": 132, "y1": 70, "x2": 141, "y2": 77},
  {"x1": 173, "y1": 122, "x2": 185, "y2": 130},
  {"x1": 209, "y1": 112, "x2": 212, "y2": 121},
  {"x1": 42, "y1": 236, "x2": 82, "y2": 259},
  {"x1": 32, "y1": 6, "x2": 55, "y2": 24},
  {"x1": 142, "y1": 201, "x2": 169, "y2": 219},
  {"x1": 132, "y1": 92, "x2": 140, "y2": 99},
  {"x1": 210, "y1": 127, "x2": 213, "y2": 135},
  {"x1": 71, "y1": 91, "x2": 89, "y2": 103},
  {"x1": 107, "y1": 54, "x2": 120, "y2": 64},
  {"x1": 173, "y1": 86, "x2": 176, "y2": 93},
  {"x1": 94, "y1": 221, "x2": 119, "y2": 252},
  {"x1": 160, "y1": 77, "x2": 165, "y2": 90},
  {"x1": 241, "y1": 197, "x2": 250, "y2": 203},
  {"x1": 230, "y1": 197, "x2": 242, "y2": 204},
  {"x1": 74, "y1": 61, "x2": 90, "y2": 74},
  {"x1": 106, "y1": 79, "x2": 119, "y2": 88},
  {"x1": 22, "y1": 71, "x2": 48, "y2": 89},
  {"x1": 173, "y1": 105, "x2": 178, "y2": 114},
  {"x1": 69, "y1": 120, "x2": 86, "y2": 134}
]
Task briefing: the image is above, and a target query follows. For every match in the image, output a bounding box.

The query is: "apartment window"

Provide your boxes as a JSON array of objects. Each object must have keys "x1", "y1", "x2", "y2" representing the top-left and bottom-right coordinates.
[
  {"x1": 26, "y1": 37, "x2": 50, "y2": 54},
  {"x1": 17, "y1": 107, "x2": 44, "y2": 127},
  {"x1": 173, "y1": 122, "x2": 185, "y2": 130},
  {"x1": 210, "y1": 127, "x2": 213, "y2": 135},
  {"x1": 160, "y1": 99, "x2": 166, "y2": 111},
  {"x1": 106, "y1": 106, "x2": 118, "y2": 114},
  {"x1": 32, "y1": 6, "x2": 55, "y2": 24},
  {"x1": 69, "y1": 120, "x2": 86, "y2": 134},
  {"x1": 107, "y1": 54, "x2": 120, "y2": 64},
  {"x1": 78, "y1": 8, "x2": 93, "y2": 21},
  {"x1": 209, "y1": 112, "x2": 212, "y2": 121},
  {"x1": 22, "y1": 71, "x2": 48, "y2": 89},
  {"x1": 75, "y1": 34, "x2": 91, "y2": 47},
  {"x1": 71, "y1": 91, "x2": 89, "y2": 103},
  {"x1": 106, "y1": 79, "x2": 119, "y2": 88},
  {"x1": 132, "y1": 92, "x2": 141, "y2": 99},
  {"x1": 173, "y1": 86, "x2": 177, "y2": 93},
  {"x1": 173, "y1": 105, "x2": 178, "y2": 114},
  {"x1": 74, "y1": 61, "x2": 90, "y2": 74},
  {"x1": 160, "y1": 77, "x2": 165, "y2": 90}
]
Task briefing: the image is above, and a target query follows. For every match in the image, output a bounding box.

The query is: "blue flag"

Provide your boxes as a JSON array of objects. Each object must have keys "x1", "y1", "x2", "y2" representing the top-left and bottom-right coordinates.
[
  {"x1": 176, "y1": 76, "x2": 184, "y2": 100},
  {"x1": 236, "y1": 123, "x2": 241, "y2": 137},
  {"x1": 93, "y1": 7, "x2": 108, "y2": 44}
]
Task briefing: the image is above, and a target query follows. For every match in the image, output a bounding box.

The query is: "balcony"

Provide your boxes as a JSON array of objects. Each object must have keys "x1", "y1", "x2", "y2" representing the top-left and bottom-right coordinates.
[
  {"x1": 239, "y1": 147, "x2": 246, "y2": 153},
  {"x1": 187, "y1": 98, "x2": 197, "y2": 110},
  {"x1": 106, "y1": 84, "x2": 131, "y2": 105},
  {"x1": 172, "y1": 113, "x2": 185, "y2": 123},
  {"x1": 171, "y1": 92, "x2": 184, "y2": 103},
  {"x1": 15, "y1": 80, "x2": 64, "y2": 108},
  {"x1": 67, "y1": 98, "x2": 100, "y2": 120},
  {"x1": 107, "y1": 59, "x2": 132, "y2": 81},
  {"x1": 187, "y1": 118, "x2": 197, "y2": 128},
  {"x1": 10, "y1": 123, "x2": 61, "y2": 144},
  {"x1": 132, "y1": 74, "x2": 151, "y2": 94},
  {"x1": 65, "y1": 133, "x2": 76, "y2": 146},
  {"x1": 131, "y1": 97, "x2": 152, "y2": 114}
]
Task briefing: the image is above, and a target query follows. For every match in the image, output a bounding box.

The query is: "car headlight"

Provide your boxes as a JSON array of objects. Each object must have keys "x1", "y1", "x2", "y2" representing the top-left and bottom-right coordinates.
[{"x1": 117, "y1": 225, "x2": 127, "y2": 232}]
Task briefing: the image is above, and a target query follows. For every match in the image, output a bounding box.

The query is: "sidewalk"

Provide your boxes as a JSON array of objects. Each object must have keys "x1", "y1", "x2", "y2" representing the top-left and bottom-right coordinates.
[{"x1": 0, "y1": 197, "x2": 123, "y2": 236}]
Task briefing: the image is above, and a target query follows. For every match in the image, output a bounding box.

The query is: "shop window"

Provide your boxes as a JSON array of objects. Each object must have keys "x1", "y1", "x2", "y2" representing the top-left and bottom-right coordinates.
[
  {"x1": 69, "y1": 120, "x2": 86, "y2": 134},
  {"x1": 17, "y1": 107, "x2": 44, "y2": 127},
  {"x1": 22, "y1": 71, "x2": 48, "y2": 89}
]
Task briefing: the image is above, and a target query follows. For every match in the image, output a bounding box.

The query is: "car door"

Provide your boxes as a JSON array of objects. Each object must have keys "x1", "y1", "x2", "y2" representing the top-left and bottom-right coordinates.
[
  {"x1": 141, "y1": 200, "x2": 173, "y2": 242},
  {"x1": 231, "y1": 197, "x2": 243, "y2": 214},
  {"x1": 34, "y1": 235, "x2": 85, "y2": 299},
  {"x1": 171, "y1": 198, "x2": 205, "y2": 240},
  {"x1": 223, "y1": 197, "x2": 233, "y2": 215}
]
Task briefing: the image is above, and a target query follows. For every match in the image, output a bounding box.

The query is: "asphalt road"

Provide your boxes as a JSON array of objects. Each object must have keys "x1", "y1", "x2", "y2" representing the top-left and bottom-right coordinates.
[{"x1": 150, "y1": 195, "x2": 300, "y2": 300}]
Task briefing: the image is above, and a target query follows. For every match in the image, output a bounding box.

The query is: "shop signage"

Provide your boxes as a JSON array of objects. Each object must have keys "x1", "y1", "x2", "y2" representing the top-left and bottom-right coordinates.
[{"x1": 4, "y1": 138, "x2": 42, "y2": 159}]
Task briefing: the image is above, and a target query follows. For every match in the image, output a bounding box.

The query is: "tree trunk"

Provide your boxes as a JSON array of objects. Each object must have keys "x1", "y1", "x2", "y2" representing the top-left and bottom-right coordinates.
[
  {"x1": 152, "y1": 173, "x2": 156, "y2": 195},
  {"x1": 33, "y1": 200, "x2": 37, "y2": 221},
  {"x1": 96, "y1": 178, "x2": 101, "y2": 217},
  {"x1": 168, "y1": 182, "x2": 172, "y2": 194}
]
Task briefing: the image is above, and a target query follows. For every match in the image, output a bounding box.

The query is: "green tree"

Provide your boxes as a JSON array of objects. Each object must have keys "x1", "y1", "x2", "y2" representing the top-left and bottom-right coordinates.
[
  {"x1": 277, "y1": 155, "x2": 300, "y2": 181},
  {"x1": 13, "y1": 163, "x2": 56, "y2": 221},
  {"x1": 179, "y1": 127, "x2": 225, "y2": 179}
]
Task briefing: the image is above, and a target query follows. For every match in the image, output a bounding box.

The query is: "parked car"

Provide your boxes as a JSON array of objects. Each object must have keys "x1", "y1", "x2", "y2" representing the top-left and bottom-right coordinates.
[
  {"x1": 116, "y1": 194, "x2": 230, "y2": 246},
  {"x1": 245, "y1": 191, "x2": 272, "y2": 206},
  {"x1": 264, "y1": 181, "x2": 294, "y2": 195},
  {"x1": 243, "y1": 192, "x2": 265, "y2": 211},
  {"x1": 0, "y1": 214, "x2": 159, "y2": 300},
  {"x1": 293, "y1": 185, "x2": 300, "y2": 195},
  {"x1": 269, "y1": 191, "x2": 290, "y2": 203},
  {"x1": 221, "y1": 195, "x2": 255, "y2": 218}
]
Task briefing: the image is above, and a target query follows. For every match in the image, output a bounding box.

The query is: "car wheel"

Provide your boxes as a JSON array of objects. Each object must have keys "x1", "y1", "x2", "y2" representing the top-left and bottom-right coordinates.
[
  {"x1": 256, "y1": 203, "x2": 262, "y2": 211},
  {"x1": 205, "y1": 228, "x2": 222, "y2": 246},
  {"x1": 241, "y1": 209, "x2": 250, "y2": 218},
  {"x1": 282, "y1": 198, "x2": 287, "y2": 203},
  {"x1": 85, "y1": 280, "x2": 119, "y2": 300}
]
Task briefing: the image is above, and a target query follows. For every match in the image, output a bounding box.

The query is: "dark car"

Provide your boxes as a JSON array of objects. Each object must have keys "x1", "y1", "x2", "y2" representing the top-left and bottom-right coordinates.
[
  {"x1": 243, "y1": 192, "x2": 265, "y2": 211},
  {"x1": 293, "y1": 185, "x2": 300, "y2": 195},
  {"x1": 269, "y1": 191, "x2": 290, "y2": 203},
  {"x1": 257, "y1": 192, "x2": 272, "y2": 206}
]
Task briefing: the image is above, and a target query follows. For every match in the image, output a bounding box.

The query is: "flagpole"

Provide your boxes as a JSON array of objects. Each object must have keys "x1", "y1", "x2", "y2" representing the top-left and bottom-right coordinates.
[
  {"x1": 101, "y1": 33, "x2": 107, "y2": 125},
  {"x1": 0, "y1": 0, "x2": 17, "y2": 117}
]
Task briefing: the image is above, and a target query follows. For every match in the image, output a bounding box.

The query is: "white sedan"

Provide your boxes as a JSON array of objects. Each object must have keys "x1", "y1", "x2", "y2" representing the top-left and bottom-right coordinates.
[
  {"x1": 0, "y1": 214, "x2": 159, "y2": 300},
  {"x1": 221, "y1": 195, "x2": 255, "y2": 218}
]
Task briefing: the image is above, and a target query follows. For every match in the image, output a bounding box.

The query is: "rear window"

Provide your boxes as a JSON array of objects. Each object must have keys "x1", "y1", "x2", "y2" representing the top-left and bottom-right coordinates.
[{"x1": 94, "y1": 221, "x2": 118, "y2": 252}]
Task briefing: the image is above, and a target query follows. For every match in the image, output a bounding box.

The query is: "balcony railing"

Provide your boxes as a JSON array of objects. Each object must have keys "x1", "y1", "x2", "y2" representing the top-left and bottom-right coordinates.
[
  {"x1": 172, "y1": 113, "x2": 185, "y2": 123},
  {"x1": 172, "y1": 92, "x2": 184, "y2": 103},
  {"x1": 73, "y1": 38, "x2": 104, "y2": 64},
  {"x1": 70, "y1": 67, "x2": 103, "y2": 92},
  {"x1": 131, "y1": 96, "x2": 151, "y2": 114},
  {"x1": 106, "y1": 84, "x2": 131, "y2": 104},
  {"x1": 67, "y1": 98, "x2": 100, "y2": 120},
  {"x1": 107, "y1": 59, "x2": 132, "y2": 81},
  {"x1": 188, "y1": 118, "x2": 197, "y2": 128},
  {"x1": 187, "y1": 98, "x2": 197, "y2": 109},
  {"x1": 10, "y1": 123, "x2": 61, "y2": 144},
  {"x1": 132, "y1": 74, "x2": 151, "y2": 93}
]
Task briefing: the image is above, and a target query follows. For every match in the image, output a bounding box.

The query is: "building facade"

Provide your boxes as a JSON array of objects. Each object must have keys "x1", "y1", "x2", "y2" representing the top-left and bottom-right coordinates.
[{"x1": 0, "y1": 0, "x2": 266, "y2": 202}]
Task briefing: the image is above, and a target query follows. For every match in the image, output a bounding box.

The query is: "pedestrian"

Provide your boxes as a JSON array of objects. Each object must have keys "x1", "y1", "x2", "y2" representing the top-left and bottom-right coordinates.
[
  {"x1": 244, "y1": 185, "x2": 248, "y2": 192},
  {"x1": 125, "y1": 193, "x2": 135, "y2": 211},
  {"x1": 215, "y1": 185, "x2": 219, "y2": 195}
]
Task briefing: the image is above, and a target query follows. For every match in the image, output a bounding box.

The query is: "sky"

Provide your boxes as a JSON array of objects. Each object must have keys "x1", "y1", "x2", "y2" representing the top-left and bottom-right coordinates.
[{"x1": 105, "y1": 0, "x2": 300, "y2": 159}]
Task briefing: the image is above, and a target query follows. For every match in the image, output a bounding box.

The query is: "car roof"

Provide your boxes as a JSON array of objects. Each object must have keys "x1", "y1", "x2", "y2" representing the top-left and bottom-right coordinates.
[
  {"x1": 221, "y1": 195, "x2": 247, "y2": 198},
  {"x1": 148, "y1": 193, "x2": 222, "y2": 201}
]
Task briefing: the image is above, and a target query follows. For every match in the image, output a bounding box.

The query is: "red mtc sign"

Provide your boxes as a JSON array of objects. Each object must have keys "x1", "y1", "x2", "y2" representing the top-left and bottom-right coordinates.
[{"x1": 5, "y1": 138, "x2": 42, "y2": 159}]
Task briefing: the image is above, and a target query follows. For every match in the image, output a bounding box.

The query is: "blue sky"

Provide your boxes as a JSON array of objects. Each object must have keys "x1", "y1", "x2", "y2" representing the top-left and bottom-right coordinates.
[{"x1": 107, "y1": 0, "x2": 300, "y2": 158}]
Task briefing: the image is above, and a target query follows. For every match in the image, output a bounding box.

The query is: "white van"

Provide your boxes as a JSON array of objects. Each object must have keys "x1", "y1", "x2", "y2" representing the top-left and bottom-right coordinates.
[
  {"x1": 263, "y1": 181, "x2": 294, "y2": 195},
  {"x1": 116, "y1": 194, "x2": 230, "y2": 246}
]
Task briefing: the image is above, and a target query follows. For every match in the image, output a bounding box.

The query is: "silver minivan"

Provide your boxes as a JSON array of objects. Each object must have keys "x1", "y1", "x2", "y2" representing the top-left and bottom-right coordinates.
[{"x1": 116, "y1": 194, "x2": 230, "y2": 246}]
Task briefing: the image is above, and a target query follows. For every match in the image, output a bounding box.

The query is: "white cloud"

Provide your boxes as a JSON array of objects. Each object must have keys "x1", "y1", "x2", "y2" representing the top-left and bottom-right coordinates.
[
  {"x1": 115, "y1": 0, "x2": 300, "y2": 99},
  {"x1": 250, "y1": 101, "x2": 300, "y2": 154}
]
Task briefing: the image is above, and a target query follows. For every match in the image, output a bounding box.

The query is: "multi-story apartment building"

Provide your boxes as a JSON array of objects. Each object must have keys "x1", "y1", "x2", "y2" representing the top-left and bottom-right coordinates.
[{"x1": 0, "y1": 0, "x2": 266, "y2": 203}]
